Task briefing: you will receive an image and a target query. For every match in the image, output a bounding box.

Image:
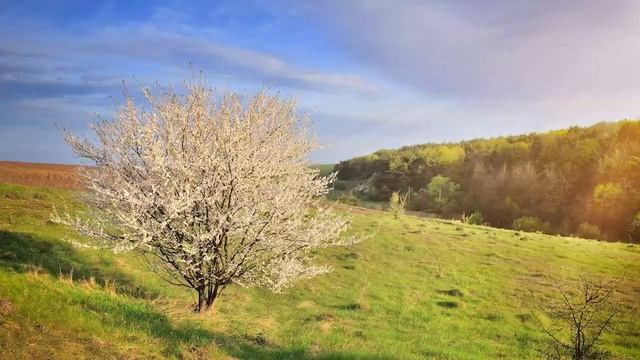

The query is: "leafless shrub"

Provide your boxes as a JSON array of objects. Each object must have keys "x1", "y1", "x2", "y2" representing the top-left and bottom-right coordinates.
[
  {"x1": 534, "y1": 276, "x2": 624, "y2": 360},
  {"x1": 389, "y1": 191, "x2": 407, "y2": 219}
]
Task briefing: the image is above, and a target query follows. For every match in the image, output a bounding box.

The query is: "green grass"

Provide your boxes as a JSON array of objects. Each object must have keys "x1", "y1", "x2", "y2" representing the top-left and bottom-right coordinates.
[{"x1": 0, "y1": 182, "x2": 639, "y2": 359}]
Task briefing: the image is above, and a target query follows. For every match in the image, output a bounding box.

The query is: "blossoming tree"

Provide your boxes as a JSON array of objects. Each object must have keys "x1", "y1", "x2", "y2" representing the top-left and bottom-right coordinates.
[{"x1": 57, "y1": 78, "x2": 358, "y2": 312}]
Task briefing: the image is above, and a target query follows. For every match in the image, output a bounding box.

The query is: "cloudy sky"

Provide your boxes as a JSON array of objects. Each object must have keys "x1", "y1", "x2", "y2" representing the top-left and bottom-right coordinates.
[{"x1": 2, "y1": 0, "x2": 640, "y2": 164}]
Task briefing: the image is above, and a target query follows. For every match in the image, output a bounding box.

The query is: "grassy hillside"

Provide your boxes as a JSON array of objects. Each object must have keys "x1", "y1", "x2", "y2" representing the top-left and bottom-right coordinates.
[
  {"x1": 311, "y1": 164, "x2": 336, "y2": 177},
  {"x1": 0, "y1": 182, "x2": 639, "y2": 359}
]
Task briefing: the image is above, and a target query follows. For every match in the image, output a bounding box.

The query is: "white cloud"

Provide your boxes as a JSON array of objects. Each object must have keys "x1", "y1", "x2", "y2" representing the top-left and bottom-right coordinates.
[
  {"x1": 0, "y1": 15, "x2": 378, "y2": 96},
  {"x1": 303, "y1": 0, "x2": 640, "y2": 99}
]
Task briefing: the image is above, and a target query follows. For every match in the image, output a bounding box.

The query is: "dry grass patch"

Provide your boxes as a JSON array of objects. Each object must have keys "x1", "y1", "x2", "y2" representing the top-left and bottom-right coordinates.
[{"x1": 0, "y1": 161, "x2": 83, "y2": 189}]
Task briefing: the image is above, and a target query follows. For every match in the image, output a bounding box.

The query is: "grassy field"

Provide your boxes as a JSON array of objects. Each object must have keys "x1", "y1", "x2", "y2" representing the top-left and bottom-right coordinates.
[{"x1": 0, "y1": 182, "x2": 639, "y2": 359}]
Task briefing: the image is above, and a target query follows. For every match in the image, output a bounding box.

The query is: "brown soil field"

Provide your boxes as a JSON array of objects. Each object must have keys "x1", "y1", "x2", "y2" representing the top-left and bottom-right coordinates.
[{"x1": 0, "y1": 161, "x2": 84, "y2": 189}]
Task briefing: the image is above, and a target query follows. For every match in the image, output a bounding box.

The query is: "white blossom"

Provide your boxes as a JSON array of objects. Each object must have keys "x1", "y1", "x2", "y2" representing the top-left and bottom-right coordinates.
[{"x1": 56, "y1": 77, "x2": 360, "y2": 311}]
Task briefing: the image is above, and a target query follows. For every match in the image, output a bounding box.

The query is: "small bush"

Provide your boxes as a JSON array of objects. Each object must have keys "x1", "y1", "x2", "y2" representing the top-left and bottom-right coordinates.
[
  {"x1": 536, "y1": 277, "x2": 621, "y2": 360},
  {"x1": 576, "y1": 222, "x2": 601, "y2": 240},
  {"x1": 336, "y1": 192, "x2": 360, "y2": 206},
  {"x1": 388, "y1": 191, "x2": 407, "y2": 219},
  {"x1": 512, "y1": 216, "x2": 550, "y2": 233},
  {"x1": 461, "y1": 211, "x2": 483, "y2": 225}
]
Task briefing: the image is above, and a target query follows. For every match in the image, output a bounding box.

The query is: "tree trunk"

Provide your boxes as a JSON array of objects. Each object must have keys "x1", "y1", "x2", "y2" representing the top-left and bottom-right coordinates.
[
  {"x1": 195, "y1": 283, "x2": 223, "y2": 312},
  {"x1": 196, "y1": 287, "x2": 206, "y2": 312},
  {"x1": 206, "y1": 283, "x2": 220, "y2": 308}
]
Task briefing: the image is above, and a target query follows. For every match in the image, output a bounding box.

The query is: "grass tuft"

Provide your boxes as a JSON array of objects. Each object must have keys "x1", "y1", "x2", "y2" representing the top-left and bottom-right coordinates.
[
  {"x1": 438, "y1": 289, "x2": 464, "y2": 297},
  {"x1": 436, "y1": 301, "x2": 461, "y2": 309}
]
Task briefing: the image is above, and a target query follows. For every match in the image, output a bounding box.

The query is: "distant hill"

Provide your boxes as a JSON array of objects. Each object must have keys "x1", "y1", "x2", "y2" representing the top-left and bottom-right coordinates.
[
  {"x1": 0, "y1": 161, "x2": 335, "y2": 190},
  {"x1": 335, "y1": 120, "x2": 640, "y2": 242},
  {"x1": 0, "y1": 161, "x2": 83, "y2": 189}
]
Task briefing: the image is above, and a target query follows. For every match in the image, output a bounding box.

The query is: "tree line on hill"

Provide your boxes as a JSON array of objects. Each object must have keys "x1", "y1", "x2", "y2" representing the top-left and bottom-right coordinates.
[{"x1": 335, "y1": 120, "x2": 640, "y2": 242}]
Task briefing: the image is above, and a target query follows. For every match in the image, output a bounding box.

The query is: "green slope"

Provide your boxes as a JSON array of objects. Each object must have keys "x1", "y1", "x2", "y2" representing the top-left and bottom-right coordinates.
[
  {"x1": 311, "y1": 164, "x2": 336, "y2": 177},
  {"x1": 0, "y1": 183, "x2": 638, "y2": 359}
]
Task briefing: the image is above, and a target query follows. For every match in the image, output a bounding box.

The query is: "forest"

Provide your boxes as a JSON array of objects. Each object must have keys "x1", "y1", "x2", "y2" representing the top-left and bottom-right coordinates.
[{"x1": 335, "y1": 120, "x2": 640, "y2": 242}]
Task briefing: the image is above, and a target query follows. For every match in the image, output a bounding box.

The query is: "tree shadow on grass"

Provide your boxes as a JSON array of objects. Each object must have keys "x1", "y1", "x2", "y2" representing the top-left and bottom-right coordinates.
[
  {"x1": 0, "y1": 230, "x2": 156, "y2": 299},
  {"x1": 198, "y1": 333, "x2": 395, "y2": 360},
  {"x1": 62, "y1": 288, "x2": 392, "y2": 359},
  {"x1": 0, "y1": 230, "x2": 392, "y2": 359},
  {"x1": 70, "y1": 290, "x2": 211, "y2": 357}
]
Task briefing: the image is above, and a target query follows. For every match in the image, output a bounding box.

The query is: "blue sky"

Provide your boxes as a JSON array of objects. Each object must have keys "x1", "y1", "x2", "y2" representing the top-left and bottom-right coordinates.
[{"x1": 2, "y1": 0, "x2": 640, "y2": 164}]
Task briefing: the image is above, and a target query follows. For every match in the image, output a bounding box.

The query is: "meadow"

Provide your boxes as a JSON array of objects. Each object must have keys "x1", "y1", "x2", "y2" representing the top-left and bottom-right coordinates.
[{"x1": 0, "y1": 178, "x2": 639, "y2": 359}]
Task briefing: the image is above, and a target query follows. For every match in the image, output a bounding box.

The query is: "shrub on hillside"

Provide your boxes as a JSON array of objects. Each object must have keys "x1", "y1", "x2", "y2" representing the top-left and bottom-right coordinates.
[
  {"x1": 536, "y1": 277, "x2": 622, "y2": 360},
  {"x1": 576, "y1": 222, "x2": 601, "y2": 240},
  {"x1": 336, "y1": 192, "x2": 360, "y2": 206},
  {"x1": 462, "y1": 211, "x2": 484, "y2": 225},
  {"x1": 388, "y1": 191, "x2": 407, "y2": 219},
  {"x1": 512, "y1": 216, "x2": 551, "y2": 233}
]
